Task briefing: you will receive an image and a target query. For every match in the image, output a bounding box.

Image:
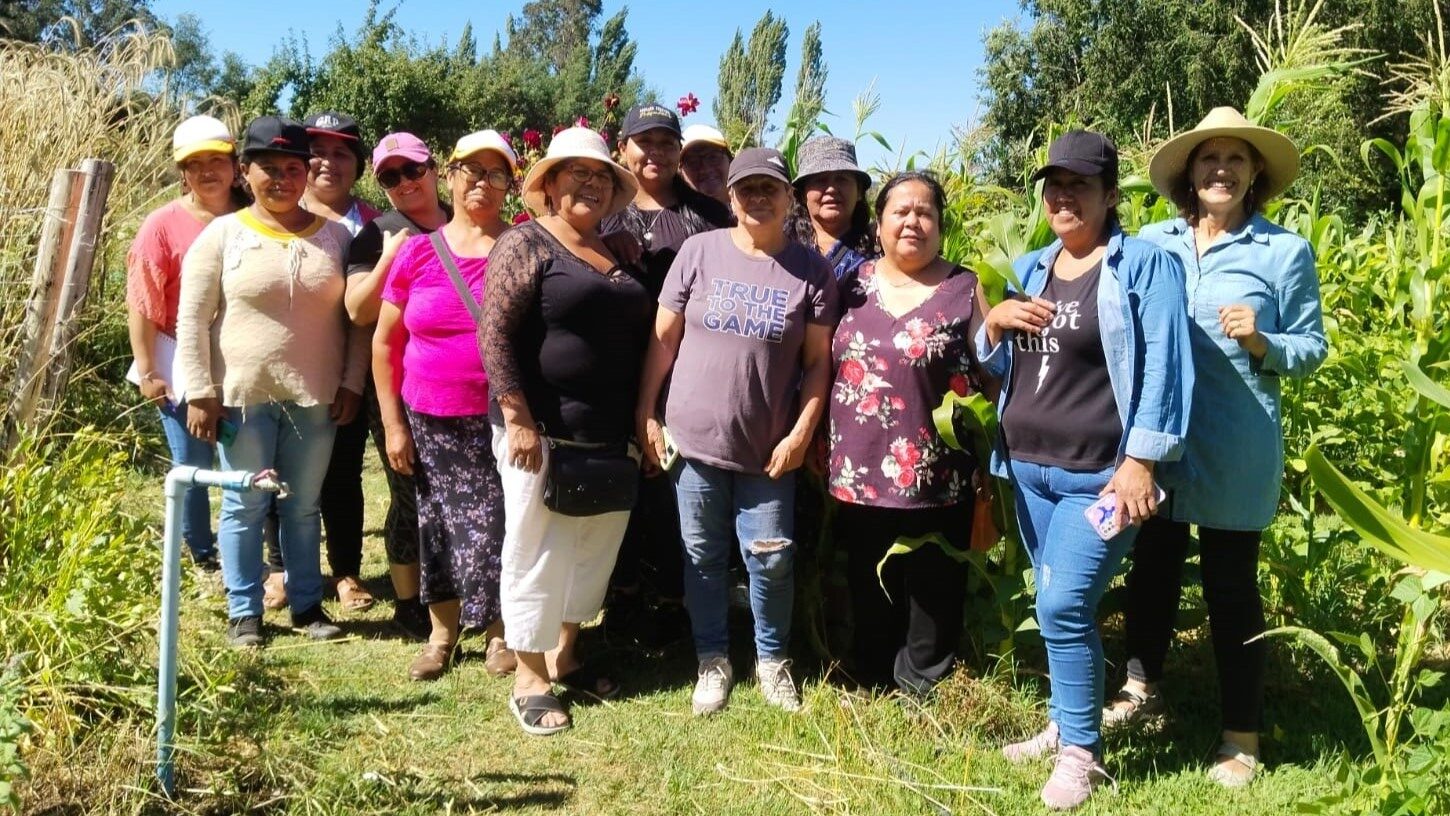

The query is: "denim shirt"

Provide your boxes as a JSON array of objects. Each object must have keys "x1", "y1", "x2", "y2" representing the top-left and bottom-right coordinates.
[
  {"x1": 975, "y1": 229, "x2": 1194, "y2": 480},
  {"x1": 1137, "y1": 215, "x2": 1327, "y2": 530}
]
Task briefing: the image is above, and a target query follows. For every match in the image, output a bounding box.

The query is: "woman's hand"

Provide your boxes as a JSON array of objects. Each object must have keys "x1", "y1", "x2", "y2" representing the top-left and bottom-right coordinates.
[
  {"x1": 138, "y1": 373, "x2": 170, "y2": 405},
  {"x1": 638, "y1": 413, "x2": 666, "y2": 474},
  {"x1": 1218, "y1": 303, "x2": 1268, "y2": 359},
  {"x1": 383, "y1": 421, "x2": 415, "y2": 476},
  {"x1": 505, "y1": 421, "x2": 544, "y2": 474},
  {"x1": 186, "y1": 398, "x2": 223, "y2": 442},
  {"x1": 601, "y1": 230, "x2": 643, "y2": 266},
  {"x1": 765, "y1": 431, "x2": 810, "y2": 479},
  {"x1": 331, "y1": 387, "x2": 362, "y2": 426},
  {"x1": 381, "y1": 227, "x2": 412, "y2": 257},
  {"x1": 985, "y1": 295, "x2": 1056, "y2": 344},
  {"x1": 1101, "y1": 456, "x2": 1158, "y2": 527}
]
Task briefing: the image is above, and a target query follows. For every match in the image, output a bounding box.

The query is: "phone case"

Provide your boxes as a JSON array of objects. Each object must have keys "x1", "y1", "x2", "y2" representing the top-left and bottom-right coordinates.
[{"x1": 1084, "y1": 487, "x2": 1167, "y2": 541}]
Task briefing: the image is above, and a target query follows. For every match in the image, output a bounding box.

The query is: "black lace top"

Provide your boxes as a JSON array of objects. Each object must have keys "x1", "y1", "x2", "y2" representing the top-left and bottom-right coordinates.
[{"x1": 480, "y1": 220, "x2": 652, "y2": 442}]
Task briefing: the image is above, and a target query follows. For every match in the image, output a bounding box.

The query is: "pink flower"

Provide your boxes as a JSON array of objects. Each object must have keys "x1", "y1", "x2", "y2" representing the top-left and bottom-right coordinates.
[
  {"x1": 906, "y1": 318, "x2": 933, "y2": 340},
  {"x1": 862, "y1": 485, "x2": 879, "y2": 500},
  {"x1": 512, "y1": 212, "x2": 532, "y2": 225},
  {"x1": 840, "y1": 358, "x2": 866, "y2": 386},
  {"x1": 677, "y1": 93, "x2": 700, "y2": 116},
  {"x1": 858, "y1": 394, "x2": 880, "y2": 416},
  {"x1": 906, "y1": 339, "x2": 927, "y2": 359},
  {"x1": 894, "y1": 469, "x2": 916, "y2": 489},
  {"x1": 949, "y1": 373, "x2": 970, "y2": 396},
  {"x1": 872, "y1": 356, "x2": 889, "y2": 371},
  {"x1": 522, "y1": 129, "x2": 543, "y2": 150},
  {"x1": 576, "y1": 115, "x2": 591, "y2": 128},
  {"x1": 889, "y1": 395, "x2": 906, "y2": 411},
  {"x1": 830, "y1": 485, "x2": 856, "y2": 502},
  {"x1": 890, "y1": 439, "x2": 922, "y2": 467},
  {"x1": 603, "y1": 92, "x2": 621, "y2": 111}
]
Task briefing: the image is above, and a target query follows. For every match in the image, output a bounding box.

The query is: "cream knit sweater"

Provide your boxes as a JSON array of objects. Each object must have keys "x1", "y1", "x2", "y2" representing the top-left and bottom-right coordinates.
[{"x1": 176, "y1": 209, "x2": 369, "y2": 408}]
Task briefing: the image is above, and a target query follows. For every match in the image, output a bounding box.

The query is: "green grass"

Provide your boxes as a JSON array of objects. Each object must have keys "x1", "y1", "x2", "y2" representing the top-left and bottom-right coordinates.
[{"x1": 22, "y1": 458, "x2": 1366, "y2": 815}]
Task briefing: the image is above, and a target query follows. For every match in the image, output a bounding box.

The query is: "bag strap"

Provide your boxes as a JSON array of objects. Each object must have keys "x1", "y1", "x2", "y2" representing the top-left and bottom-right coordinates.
[{"x1": 429, "y1": 231, "x2": 482, "y2": 326}]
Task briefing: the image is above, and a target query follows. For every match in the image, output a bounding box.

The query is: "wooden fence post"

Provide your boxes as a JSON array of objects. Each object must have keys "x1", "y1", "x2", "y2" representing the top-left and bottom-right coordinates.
[{"x1": 2, "y1": 159, "x2": 116, "y2": 456}]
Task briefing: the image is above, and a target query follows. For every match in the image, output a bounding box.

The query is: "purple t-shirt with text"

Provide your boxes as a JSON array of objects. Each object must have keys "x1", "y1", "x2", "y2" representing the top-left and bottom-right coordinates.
[{"x1": 658, "y1": 229, "x2": 837, "y2": 473}]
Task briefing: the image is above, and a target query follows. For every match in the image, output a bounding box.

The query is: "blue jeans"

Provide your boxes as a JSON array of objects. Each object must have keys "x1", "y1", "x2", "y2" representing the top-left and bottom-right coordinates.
[
  {"x1": 216, "y1": 402, "x2": 337, "y2": 619},
  {"x1": 1008, "y1": 459, "x2": 1139, "y2": 752},
  {"x1": 158, "y1": 400, "x2": 216, "y2": 560},
  {"x1": 673, "y1": 459, "x2": 795, "y2": 661}
]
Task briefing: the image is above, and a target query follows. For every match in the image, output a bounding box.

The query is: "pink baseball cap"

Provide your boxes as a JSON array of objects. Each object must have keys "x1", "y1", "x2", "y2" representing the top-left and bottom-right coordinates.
[{"x1": 371, "y1": 132, "x2": 431, "y2": 170}]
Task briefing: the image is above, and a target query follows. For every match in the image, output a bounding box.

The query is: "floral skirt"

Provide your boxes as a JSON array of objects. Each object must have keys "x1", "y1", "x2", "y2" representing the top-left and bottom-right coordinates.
[{"x1": 407, "y1": 408, "x2": 504, "y2": 628}]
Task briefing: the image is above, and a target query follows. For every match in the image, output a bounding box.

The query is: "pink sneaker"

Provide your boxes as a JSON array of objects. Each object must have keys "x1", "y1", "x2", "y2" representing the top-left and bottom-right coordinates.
[
  {"x1": 1040, "y1": 745, "x2": 1114, "y2": 810},
  {"x1": 1001, "y1": 720, "x2": 1059, "y2": 763}
]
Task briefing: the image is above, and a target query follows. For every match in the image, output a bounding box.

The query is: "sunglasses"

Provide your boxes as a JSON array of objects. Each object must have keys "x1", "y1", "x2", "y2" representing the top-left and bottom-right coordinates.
[{"x1": 377, "y1": 160, "x2": 432, "y2": 189}]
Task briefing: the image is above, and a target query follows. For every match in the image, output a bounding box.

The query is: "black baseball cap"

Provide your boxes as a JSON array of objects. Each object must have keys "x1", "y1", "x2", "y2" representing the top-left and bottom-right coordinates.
[
  {"x1": 727, "y1": 147, "x2": 790, "y2": 187},
  {"x1": 621, "y1": 103, "x2": 682, "y2": 140},
  {"x1": 1032, "y1": 130, "x2": 1119, "y2": 181},
  {"x1": 303, "y1": 111, "x2": 362, "y2": 142},
  {"x1": 240, "y1": 116, "x2": 312, "y2": 161}
]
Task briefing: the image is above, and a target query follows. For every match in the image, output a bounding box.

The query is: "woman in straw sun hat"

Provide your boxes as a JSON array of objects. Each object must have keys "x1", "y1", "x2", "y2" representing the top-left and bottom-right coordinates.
[
  {"x1": 481, "y1": 127, "x2": 651, "y2": 735},
  {"x1": 1106, "y1": 106, "x2": 1328, "y2": 788}
]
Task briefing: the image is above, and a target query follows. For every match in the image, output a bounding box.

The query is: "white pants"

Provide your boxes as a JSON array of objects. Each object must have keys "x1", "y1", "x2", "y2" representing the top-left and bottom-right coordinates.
[{"x1": 492, "y1": 424, "x2": 632, "y2": 654}]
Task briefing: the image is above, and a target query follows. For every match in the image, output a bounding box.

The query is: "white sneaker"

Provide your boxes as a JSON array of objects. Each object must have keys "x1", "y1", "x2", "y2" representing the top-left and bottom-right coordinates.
[
  {"x1": 693, "y1": 656, "x2": 733, "y2": 715},
  {"x1": 756, "y1": 658, "x2": 801, "y2": 712}
]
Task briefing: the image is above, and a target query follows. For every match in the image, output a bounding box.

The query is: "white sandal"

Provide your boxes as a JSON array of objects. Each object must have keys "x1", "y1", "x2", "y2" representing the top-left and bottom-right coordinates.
[{"x1": 1207, "y1": 740, "x2": 1258, "y2": 788}]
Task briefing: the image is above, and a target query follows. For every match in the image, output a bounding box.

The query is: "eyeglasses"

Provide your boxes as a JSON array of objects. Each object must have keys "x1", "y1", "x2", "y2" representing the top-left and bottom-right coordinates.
[
  {"x1": 560, "y1": 163, "x2": 616, "y2": 188},
  {"x1": 452, "y1": 162, "x2": 512, "y2": 191},
  {"x1": 377, "y1": 161, "x2": 432, "y2": 190}
]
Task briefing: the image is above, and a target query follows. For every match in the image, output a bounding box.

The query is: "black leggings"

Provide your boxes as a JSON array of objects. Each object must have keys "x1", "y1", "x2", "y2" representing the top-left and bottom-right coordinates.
[
  {"x1": 838, "y1": 501, "x2": 970, "y2": 693},
  {"x1": 1123, "y1": 517, "x2": 1266, "y2": 733}
]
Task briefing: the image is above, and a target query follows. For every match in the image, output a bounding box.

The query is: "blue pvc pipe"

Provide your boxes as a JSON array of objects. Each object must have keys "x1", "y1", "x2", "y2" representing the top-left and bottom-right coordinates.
[{"x1": 157, "y1": 466, "x2": 287, "y2": 798}]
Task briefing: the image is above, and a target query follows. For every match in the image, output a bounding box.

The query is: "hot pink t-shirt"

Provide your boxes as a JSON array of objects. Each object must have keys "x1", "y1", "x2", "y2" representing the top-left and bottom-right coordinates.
[
  {"x1": 381, "y1": 232, "x2": 490, "y2": 416},
  {"x1": 126, "y1": 201, "x2": 209, "y2": 336}
]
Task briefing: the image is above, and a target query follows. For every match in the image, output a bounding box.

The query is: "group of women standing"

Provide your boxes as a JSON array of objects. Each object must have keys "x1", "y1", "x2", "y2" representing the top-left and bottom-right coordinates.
[{"x1": 127, "y1": 101, "x2": 1324, "y2": 809}]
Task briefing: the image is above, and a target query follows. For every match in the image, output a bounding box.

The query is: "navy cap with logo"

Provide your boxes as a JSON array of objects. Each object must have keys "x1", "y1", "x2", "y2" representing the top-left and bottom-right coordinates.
[
  {"x1": 240, "y1": 116, "x2": 312, "y2": 162},
  {"x1": 620, "y1": 103, "x2": 682, "y2": 139},
  {"x1": 1031, "y1": 130, "x2": 1119, "y2": 181},
  {"x1": 727, "y1": 147, "x2": 791, "y2": 187}
]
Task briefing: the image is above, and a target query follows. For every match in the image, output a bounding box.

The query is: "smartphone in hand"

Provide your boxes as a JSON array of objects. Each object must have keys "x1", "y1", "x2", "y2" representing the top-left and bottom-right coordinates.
[{"x1": 1085, "y1": 486, "x2": 1167, "y2": 541}]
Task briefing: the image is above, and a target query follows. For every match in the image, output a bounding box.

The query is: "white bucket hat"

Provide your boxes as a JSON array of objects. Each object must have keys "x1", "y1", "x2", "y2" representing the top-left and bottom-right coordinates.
[
  {"x1": 520, "y1": 127, "x2": 637, "y2": 218},
  {"x1": 172, "y1": 115, "x2": 234, "y2": 163},
  {"x1": 449, "y1": 129, "x2": 519, "y2": 172},
  {"x1": 1148, "y1": 107, "x2": 1300, "y2": 203}
]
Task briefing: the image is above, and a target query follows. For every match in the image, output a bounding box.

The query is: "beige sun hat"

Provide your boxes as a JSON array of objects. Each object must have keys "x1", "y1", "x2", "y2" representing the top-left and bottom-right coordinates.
[
  {"x1": 520, "y1": 127, "x2": 638, "y2": 218},
  {"x1": 1149, "y1": 106, "x2": 1300, "y2": 202}
]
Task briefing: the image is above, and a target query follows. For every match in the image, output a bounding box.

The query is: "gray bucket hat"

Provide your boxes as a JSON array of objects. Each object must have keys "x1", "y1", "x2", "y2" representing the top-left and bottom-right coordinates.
[{"x1": 793, "y1": 136, "x2": 872, "y2": 191}]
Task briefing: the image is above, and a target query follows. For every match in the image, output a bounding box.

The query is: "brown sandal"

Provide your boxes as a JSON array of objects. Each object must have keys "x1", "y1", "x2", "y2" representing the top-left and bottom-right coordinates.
[
  {"x1": 334, "y1": 576, "x2": 375, "y2": 612},
  {"x1": 484, "y1": 636, "x2": 518, "y2": 677}
]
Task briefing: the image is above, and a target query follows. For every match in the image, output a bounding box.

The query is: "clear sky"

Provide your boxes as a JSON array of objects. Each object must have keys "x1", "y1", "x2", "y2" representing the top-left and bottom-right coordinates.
[{"x1": 150, "y1": 0, "x2": 1023, "y2": 169}]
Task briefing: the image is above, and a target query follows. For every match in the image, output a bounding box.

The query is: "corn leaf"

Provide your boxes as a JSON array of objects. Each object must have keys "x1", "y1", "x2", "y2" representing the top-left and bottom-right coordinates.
[{"x1": 1305, "y1": 445, "x2": 1450, "y2": 573}]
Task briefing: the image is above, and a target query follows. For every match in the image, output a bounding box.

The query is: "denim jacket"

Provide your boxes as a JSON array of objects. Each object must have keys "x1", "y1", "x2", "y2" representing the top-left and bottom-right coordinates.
[
  {"x1": 975, "y1": 228, "x2": 1195, "y2": 479},
  {"x1": 1137, "y1": 215, "x2": 1327, "y2": 530}
]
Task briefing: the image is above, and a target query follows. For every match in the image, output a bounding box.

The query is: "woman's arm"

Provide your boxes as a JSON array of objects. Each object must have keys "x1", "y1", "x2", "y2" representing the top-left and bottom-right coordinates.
[
  {"x1": 346, "y1": 227, "x2": 412, "y2": 325},
  {"x1": 1246, "y1": 240, "x2": 1328, "y2": 378},
  {"x1": 481, "y1": 228, "x2": 544, "y2": 473},
  {"x1": 635, "y1": 306, "x2": 686, "y2": 470},
  {"x1": 372, "y1": 301, "x2": 414, "y2": 475},
  {"x1": 126, "y1": 310, "x2": 169, "y2": 404},
  {"x1": 765, "y1": 322, "x2": 833, "y2": 479},
  {"x1": 175, "y1": 224, "x2": 225, "y2": 441}
]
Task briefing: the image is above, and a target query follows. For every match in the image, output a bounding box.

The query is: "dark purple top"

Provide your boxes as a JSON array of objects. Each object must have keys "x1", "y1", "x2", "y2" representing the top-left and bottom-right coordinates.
[{"x1": 827, "y1": 262, "x2": 984, "y2": 509}]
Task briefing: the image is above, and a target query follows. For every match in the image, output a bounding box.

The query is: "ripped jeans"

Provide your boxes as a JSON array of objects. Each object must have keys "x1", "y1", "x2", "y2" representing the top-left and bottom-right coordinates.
[
  {"x1": 1008, "y1": 458, "x2": 1139, "y2": 753},
  {"x1": 673, "y1": 458, "x2": 795, "y2": 661}
]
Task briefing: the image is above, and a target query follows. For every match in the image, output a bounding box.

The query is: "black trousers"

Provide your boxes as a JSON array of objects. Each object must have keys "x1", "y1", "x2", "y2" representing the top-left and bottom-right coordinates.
[
  {"x1": 609, "y1": 471, "x2": 684, "y2": 599},
  {"x1": 838, "y1": 501, "x2": 970, "y2": 693},
  {"x1": 1123, "y1": 517, "x2": 1266, "y2": 733},
  {"x1": 266, "y1": 378, "x2": 420, "y2": 577}
]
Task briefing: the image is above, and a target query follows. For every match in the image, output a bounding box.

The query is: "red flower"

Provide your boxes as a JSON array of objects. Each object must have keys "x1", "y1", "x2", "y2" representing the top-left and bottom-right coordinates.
[
  {"x1": 858, "y1": 394, "x2": 880, "y2": 416},
  {"x1": 576, "y1": 115, "x2": 591, "y2": 128},
  {"x1": 552, "y1": 124, "x2": 567, "y2": 137},
  {"x1": 522, "y1": 129, "x2": 543, "y2": 150},
  {"x1": 830, "y1": 485, "x2": 856, "y2": 502},
  {"x1": 862, "y1": 485, "x2": 879, "y2": 500},
  {"x1": 894, "y1": 469, "x2": 916, "y2": 489},
  {"x1": 889, "y1": 395, "x2": 906, "y2": 411},
  {"x1": 906, "y1": 339, "x2": 928, "y2": 359},
  {"x1": 949, "y1": 373, "x2": 970, "y2": 396},
  {"x1": 512, "y1": 212, "x2": 532, "y2": 225},
  {"x1": 890, "y1": 439, "x2": 922, "y2": 467},
  {"x1": 677, "y1": 93, "x2": 700, "y2": 116},
  {"x1": 603, "y1": 92, "x2": 621, "y2": 111},
  {"x1": 840, "y1": 358, "x2": 866, "y2": 386}
]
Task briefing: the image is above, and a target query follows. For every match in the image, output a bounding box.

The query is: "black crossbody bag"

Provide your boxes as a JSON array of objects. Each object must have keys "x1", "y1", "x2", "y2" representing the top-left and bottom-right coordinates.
[{"x1": 431, "y1": 232, "x2": 638, "y2": 517}]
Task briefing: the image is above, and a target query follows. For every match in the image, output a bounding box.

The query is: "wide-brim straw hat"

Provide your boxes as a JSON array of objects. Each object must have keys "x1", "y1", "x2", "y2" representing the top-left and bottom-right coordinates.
[
  {"x1": 520, "y1": 127, "x2": 637, "y2": 218},
  {"x1": 1148, "y1": 106, "x2": 1299, "y2": 202}
]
